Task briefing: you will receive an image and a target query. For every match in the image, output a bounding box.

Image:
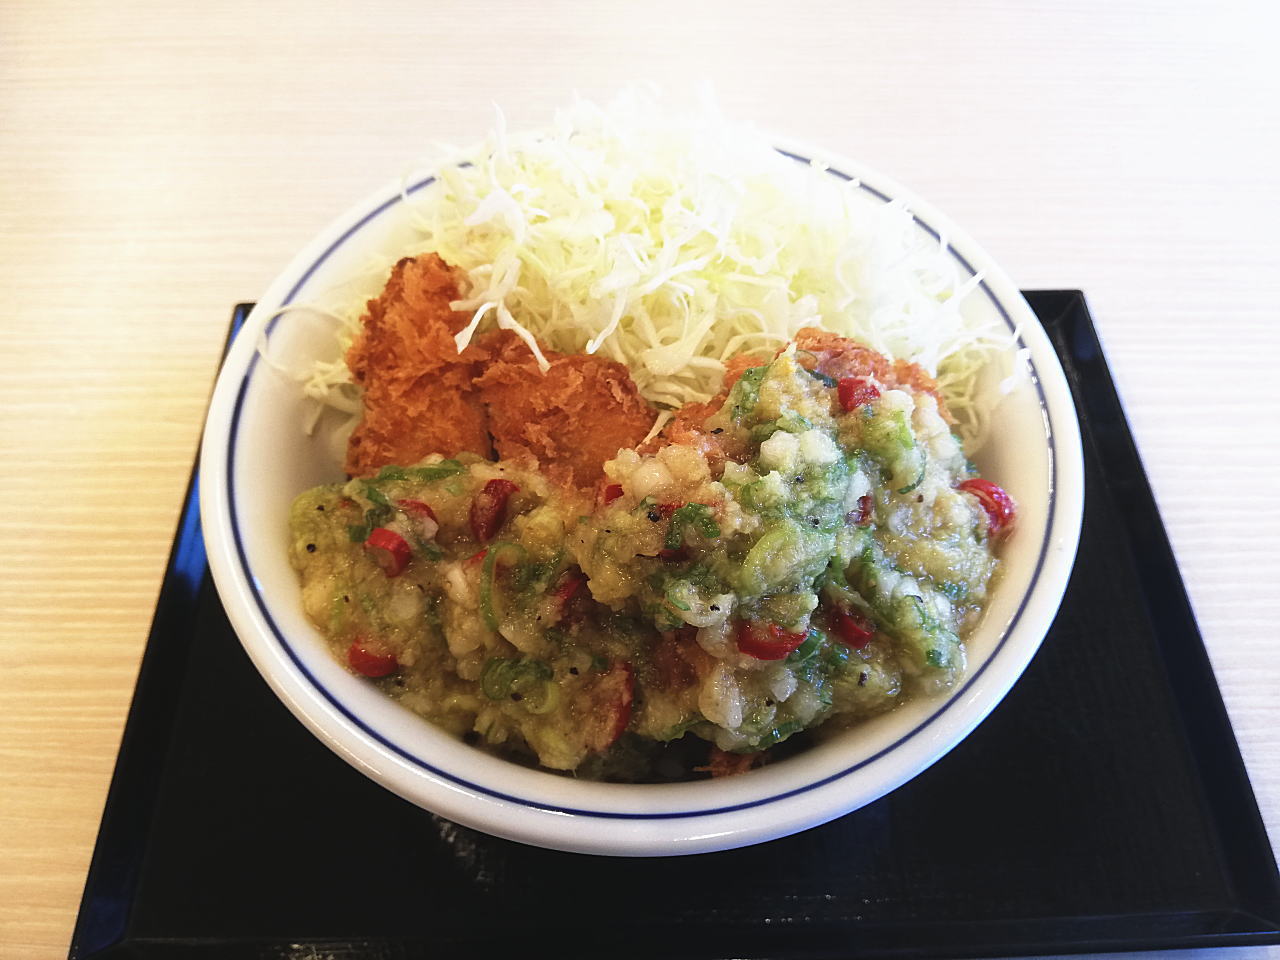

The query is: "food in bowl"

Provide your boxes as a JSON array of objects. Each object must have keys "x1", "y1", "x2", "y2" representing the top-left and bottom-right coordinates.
[
  {"x1": 286, "y1": 227, "x2": 1014, "y2": 779},
  {"x1": 201, "y1": 88, "x2": 1083, "y2": 853}
]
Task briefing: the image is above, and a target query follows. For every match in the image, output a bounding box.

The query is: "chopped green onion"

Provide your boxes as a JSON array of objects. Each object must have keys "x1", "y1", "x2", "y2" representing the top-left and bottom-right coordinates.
[
  {"x1": 513, "y1": 550, "x2": 565, "y2": 593},
  {"x1": 664, "y1": 580, "x2": 692, "y2": 612},
  {"x1": 730, "y1": 366, "x2": 768, "y2": 422},
  {"x1": 415, "y1": 539, "x2": 443, "y2": 562},
  {"x1": 480, "y1": 541, "x2": 527, "y2": 632},
  {"x1": 893, "y1": 411, "x2": 914, "y2": 448},
  {"x1": 897, "y1": 458, "x2": 927, "y2": 494},
  {"x1": 384, "y1": 459, "x2": 466, "y2": 483},
  {"x1": 480, "y1": 657, "x2": 556, "y2": 712},
  {"x1": 786, "y1": 626, "x2": 824, "y2": 663},
  {"x1": 362, "y1": 483, "x2": 392, "y2": 507},
  {"x1": 404, "y1": 463, "x2": 465, "y2": 483},
  {"x1": 663, "y1": 503, "x2": 721, "y2": 550}
]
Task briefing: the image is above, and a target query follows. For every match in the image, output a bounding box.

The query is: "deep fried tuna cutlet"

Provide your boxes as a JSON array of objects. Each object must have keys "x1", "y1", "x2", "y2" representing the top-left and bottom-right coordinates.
[
  {"x1": 344, "y1": 254, "x2": 492, "y2": 477},
  {"x1": 474, "y1": 332, "x2": 656, "y2": 491},
  {"x1": 344, "y1": 254, "x2": 655, "y2": 489}
]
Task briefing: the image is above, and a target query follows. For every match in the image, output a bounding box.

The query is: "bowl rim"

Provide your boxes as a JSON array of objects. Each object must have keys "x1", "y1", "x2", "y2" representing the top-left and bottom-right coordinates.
[{"x1": 199, "y1": 137, "x2": 1084, "y2": 856}]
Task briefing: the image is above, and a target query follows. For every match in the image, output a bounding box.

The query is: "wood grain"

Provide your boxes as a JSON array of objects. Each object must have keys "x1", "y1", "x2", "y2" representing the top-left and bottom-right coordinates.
[{"x1": 2, "y1": 1, "x2": 1277, "y2": 956}]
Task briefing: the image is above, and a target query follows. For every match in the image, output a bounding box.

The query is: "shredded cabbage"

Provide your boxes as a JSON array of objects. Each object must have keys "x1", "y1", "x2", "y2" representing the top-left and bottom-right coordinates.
[{"x1": 305, "y1": 89, "x2": 1017, "y2": 448}]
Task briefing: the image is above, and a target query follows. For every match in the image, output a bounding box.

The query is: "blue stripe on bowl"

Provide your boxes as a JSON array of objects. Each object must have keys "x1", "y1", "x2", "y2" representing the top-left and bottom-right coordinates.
[{"x1": 227, "y1": 154, "x2": 1057, "y2": 819}]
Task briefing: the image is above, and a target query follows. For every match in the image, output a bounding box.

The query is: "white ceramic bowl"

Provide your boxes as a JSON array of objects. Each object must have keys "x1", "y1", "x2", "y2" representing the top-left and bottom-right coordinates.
[{"x1": 200, "y1": 141, "x2": 1084, "y2": 857}]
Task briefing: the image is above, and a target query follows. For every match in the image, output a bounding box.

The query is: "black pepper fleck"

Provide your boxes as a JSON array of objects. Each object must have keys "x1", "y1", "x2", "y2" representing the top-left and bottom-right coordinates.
[
  {"x1": 647, "y1": 510, "x2": 662, "y2": 522},
  {"x1": 342, "y1": 595, "x2": 350, "y2": 603},
  {"x1": 305, "y1": 543, "x2": 316, "y2": 553},
  {"x1": 316, "y1": 504, "x2": 325, "y2": 512},
  {"x1": 569, "y1": 666, "x2": 579, "y2": 675},
  {"x1": 917, "y1": 495, "x2": 924, "y2": 503},
  {"x1": 858, "y1": 671, "x2": 868, "y2": 686},
  {"x1": 711, "y1": 427, "x2": 724, "y2": 434},
  {"x1": 710, "y1": 604, "x2": 720, "y2": 612},
  {"x1": 510, "y1": 692, "x2": 523, "y2": 702},
  {"x1": 793, "y1": 476, "x2": 804, "y2": 484},
  {"x1": 808, "y1": 517, "x2": 819, "y2": 527}
]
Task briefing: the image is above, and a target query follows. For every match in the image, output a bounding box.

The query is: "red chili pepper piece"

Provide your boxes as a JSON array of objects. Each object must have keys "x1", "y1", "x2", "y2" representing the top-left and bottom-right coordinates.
[
  {"x1": 838, "y1": 377, "x2": 880, "y2": 412},
  {"x1": 396, "y1": 498, "x2": 437, "y2": 522},
  {"x1": 554, "y1": 571, "x2": 585, "y2": 603},
  {"x1": 735, "y1": 621, "x2": 808, "y2": 660},
  {"x1": 551, "y1": 570, "x2": 587, "y2": 622},
  {"x1": 464, "y1": 547, "x2": 488, "y2": 568},
  {"x1": 581, "y1": 661, "x2": 634, "y2": 753},
  {"x1": 469, "y1": 478, "x2": 519, "y2": 543},
  {"x1": 347, "y1": 637, "x2": 398, "y2": 677},
  {"x1": 831, "y1": 610, "x2": 876, "y2": 649},
  {"x1": 957, "y1": 478, "x2": 1016, "y2": 537},
  {"x1": 657, "y1": 502, "x2": 682, "y2": 518},
  {"x1": 657, "y1": 547, "x2": 688, "y2": 562},
  {"x1": 854, "y1": 494, "x2": 873, "y2": 527},
  {"x1": 364, "y1": 527, "x2": 411, "y2": 577},
  {"x1": 602, "y1": 483, "x2": 624, "y2": 505}
]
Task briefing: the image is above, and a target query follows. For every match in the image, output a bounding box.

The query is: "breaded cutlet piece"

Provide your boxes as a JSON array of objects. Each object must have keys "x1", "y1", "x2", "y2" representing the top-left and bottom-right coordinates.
[
  {"x1": 344, "y1": 254, "x2": 493, "y2": 477},
  {"x1": 474, "y1": 331, "x2": 656, "y2": 491}
]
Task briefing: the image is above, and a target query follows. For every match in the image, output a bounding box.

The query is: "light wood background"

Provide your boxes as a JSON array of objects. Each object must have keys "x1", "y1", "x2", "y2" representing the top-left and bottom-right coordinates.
[{"x1": 3, "y1": 1, "x2": 1278, "y2": 957}]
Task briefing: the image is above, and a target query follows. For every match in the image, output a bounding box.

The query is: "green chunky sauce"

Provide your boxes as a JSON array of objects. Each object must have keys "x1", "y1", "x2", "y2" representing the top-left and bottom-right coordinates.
[{"x1": 289, "y1": 348, "x2": 1003, "y2": 779}]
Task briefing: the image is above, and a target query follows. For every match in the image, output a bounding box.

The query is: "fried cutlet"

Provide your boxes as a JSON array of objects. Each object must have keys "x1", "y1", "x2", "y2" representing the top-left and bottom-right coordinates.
[
  {"x1": 474, "y1": 332, "x2": 656, "y2": 491},
  {"x1": 344, "y1": 254, "x2": 493, "y2": 477}
]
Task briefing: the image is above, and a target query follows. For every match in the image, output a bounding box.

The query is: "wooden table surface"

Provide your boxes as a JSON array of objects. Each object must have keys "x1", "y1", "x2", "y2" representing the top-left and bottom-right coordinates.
[{"x1": 3, "y1": 1, "x2": 1277, "y2": 956}]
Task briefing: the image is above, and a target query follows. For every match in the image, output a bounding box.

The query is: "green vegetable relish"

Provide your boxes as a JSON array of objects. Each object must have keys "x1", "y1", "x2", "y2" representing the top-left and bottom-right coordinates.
[{"x1": 289, "y1": 348, "x2": 1001, "y2": 779}]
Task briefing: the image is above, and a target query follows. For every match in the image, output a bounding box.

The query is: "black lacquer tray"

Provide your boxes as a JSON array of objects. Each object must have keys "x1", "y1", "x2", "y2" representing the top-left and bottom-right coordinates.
[{"x1": 70, "y1": 292, "x2": 1280, "y2": 959}]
